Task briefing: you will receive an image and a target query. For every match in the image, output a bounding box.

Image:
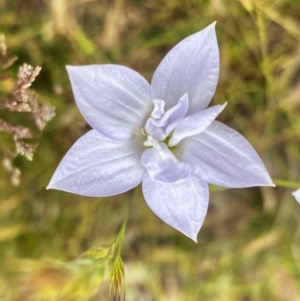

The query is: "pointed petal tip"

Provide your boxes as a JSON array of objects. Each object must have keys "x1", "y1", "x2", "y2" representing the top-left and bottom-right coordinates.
[
  {"x1": 183, "y1": 230, "x2": 198, "y2": 242},
  {"x1": 66, "y1": 65, "x2": 78, "y2": 77},
  {"x1": 66, "y1": 65, "x2": 87, "y2": 75},
  {"x1": 191, "y1": 235, "x2": 198, "y2": 243},
  {"x1": 142, "y1": 174, "x2": 207, "y2": 244},
  {"x1": 200, "y1": 21, "x2": 217, "y2": 35},
  {"x1": 260, "y1": 175, "x2": 276, "y2": 187},
  {"x1": 46, "y1": 181, "x2": 55, "y2": 190},
  {"x1": 176, "y1": 228, "x2": 198, "y2": 242},
  {"x1": 66, "y1": 65, "x2": 79, "y2": 73},
  {"x1": 292, "y1": 189, "x2": 300, "y2": 204},
  {"x1": 265, "y1": 176, "x2": 276, "y2": 187},
  {"x1": 219, "y1": 101, "x2": 227, "y2": 112},
  {"x1": 206, "y1": 21, "x2": 217, "y2": 30}
]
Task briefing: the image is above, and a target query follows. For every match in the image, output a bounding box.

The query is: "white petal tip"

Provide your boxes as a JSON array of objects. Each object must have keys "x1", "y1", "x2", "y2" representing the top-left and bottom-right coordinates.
[
  {"x1": 181, "y1": 231, "x2": 198, "y2": 242},
  {"x1": 219, "y1": 102, "x2": 227, "y2": 112},
  {"x1": 191, "y1": 236, "x2": 198, "y2": 243},
  {"x1": 181, "y1": 229, "x2": 200, "y2": 242},
  {"x1": 292, "y1": 189, "x2": 300, "y2": 204},
  {"x1": 265, "y1": 178, "x2": 276, "y2": 187},
  {"x1": 206, "y1": 21, "x2": 217, "y2": 30},
  {"x1": 46, "y1": 183, "x2": 54, "y2": 190},
  {"x1": 46, "y1": 178, "x2": 60, "y2": 190},
  {"x1": 253, "y1": 175, "x2": 275, "y2": 188},
  {"x1": 66, "y1": 65, "x2": 84, "y2": 75},
  {"x1": 66, "y1": 65, "x2": 79, "y2": 78},
  {"x1": 66, "y1": 65, "x2": 78, "y2": 73}
]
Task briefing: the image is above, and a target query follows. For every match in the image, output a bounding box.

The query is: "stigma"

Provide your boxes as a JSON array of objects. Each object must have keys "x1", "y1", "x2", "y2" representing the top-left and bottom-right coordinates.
[{"x1": 143, "y1": 135, "x2": 162, "y2": 150}]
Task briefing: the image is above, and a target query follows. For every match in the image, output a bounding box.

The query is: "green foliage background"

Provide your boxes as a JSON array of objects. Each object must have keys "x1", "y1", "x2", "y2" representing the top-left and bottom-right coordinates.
[{"x1": 1, "y1": 0, "x2": 300, "y2": 300}]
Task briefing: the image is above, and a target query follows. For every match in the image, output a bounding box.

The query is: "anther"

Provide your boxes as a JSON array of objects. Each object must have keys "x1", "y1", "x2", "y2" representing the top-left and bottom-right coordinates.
[{"x1": 141, "y1": 127, "x2": 147, "y2": 136}]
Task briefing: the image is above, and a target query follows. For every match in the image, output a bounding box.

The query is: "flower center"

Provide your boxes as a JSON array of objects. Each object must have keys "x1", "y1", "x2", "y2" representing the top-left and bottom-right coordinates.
[
  {"x1": 140, "y1": 94, "x2": 191, "y2": 184},
  {"x1": 142, "y1": 94, "x2": 189, "y2": 149},
  {"x1": 140, "y1": 94, "x2": 227, "y2": 184}
]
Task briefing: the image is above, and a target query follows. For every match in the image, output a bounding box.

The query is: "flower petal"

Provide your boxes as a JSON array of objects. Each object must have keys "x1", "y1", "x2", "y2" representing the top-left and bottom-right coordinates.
[
  {"x1": 151, "y1": 99, "x2": 165, "y2": 119},
  {"x1": 169, "y1": 102, "x2": 226, "y2": 147},
  {"x1": 145, "y1": 93, "x2": 188, "y2": 141},
  {"x1": 141, "y1": 143, "x2": 191, "y2": 184},
  {"x1": 180, "y1": 121, "x2": 275, "y2": 187},
  {"x1": 67, "y1": 65, "x2": 152, "y2": 140},
  {"x1": 292, "y1": 189, "x2": 300, "y2": 204},
  {"x1": 47, "y1": 129, "x2": 145, "y2": 196},
  {"x1": 142, "y1": 173, "x2": 209, "y2": 241},
  {"x1": 151, "y1": 22, "x2": 219, "y2": 115}
]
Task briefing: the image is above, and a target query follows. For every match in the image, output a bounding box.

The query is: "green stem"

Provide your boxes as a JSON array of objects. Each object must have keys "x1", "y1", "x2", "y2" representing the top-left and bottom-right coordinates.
[{"x1": 273, "y1": 179, "x2": 300, "y2": 189}]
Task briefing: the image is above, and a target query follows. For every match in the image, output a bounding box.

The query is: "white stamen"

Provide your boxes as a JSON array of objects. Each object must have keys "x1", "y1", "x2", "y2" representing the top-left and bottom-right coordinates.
[{"x1": 143, "y1": 135, "x2": 162, "y2": 150}]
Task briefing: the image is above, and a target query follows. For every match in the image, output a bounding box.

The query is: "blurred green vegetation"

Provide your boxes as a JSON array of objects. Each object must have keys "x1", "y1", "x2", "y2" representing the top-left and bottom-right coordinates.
[{"x1": 1, "y1": 0, "x2": 300, "y2": 300}]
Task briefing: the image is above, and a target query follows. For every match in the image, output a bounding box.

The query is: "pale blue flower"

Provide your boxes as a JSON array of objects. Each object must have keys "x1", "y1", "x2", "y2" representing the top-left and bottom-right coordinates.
[{"x1": 47, "y1": 23, "x2": 274, "y2": 241}]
